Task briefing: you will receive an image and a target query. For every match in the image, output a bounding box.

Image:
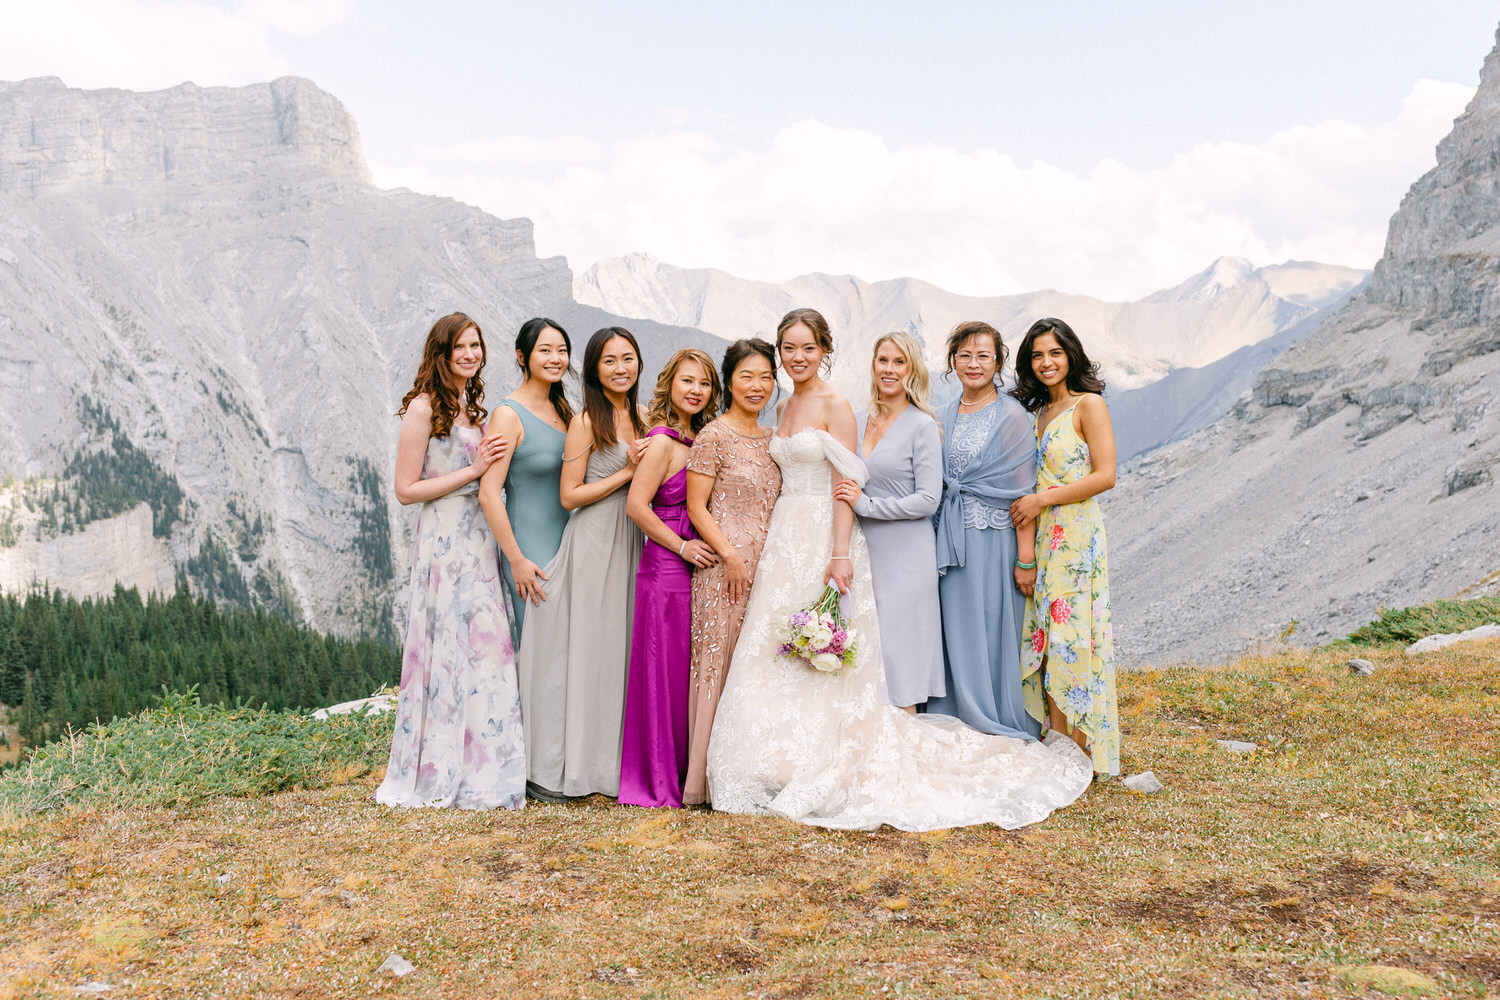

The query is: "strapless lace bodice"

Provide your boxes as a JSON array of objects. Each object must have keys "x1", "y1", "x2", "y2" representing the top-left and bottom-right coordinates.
[{"x1": 770, "y1": 429, "x2": 866, "y2": 497}]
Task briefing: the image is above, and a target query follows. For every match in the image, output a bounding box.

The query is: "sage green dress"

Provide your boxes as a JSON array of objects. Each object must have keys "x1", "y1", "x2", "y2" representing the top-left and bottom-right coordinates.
[{"x1": 498, "y1": 400, "x2": 569, "y2": 645}]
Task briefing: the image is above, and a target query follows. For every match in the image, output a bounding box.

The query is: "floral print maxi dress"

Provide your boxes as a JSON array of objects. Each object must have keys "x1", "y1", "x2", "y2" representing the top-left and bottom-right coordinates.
[
  {"x1": 376, "y1": 422, "x2": 526, "y2": 809},
  {"x1": 1020, "y1": 400, "x2": 1119, "y2": 777}
]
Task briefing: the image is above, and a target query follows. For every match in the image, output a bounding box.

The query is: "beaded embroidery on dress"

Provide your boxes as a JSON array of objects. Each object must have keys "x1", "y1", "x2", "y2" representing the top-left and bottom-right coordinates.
[{"x1": 705, "y1": 429, "x2": 1093, "y2": 831}]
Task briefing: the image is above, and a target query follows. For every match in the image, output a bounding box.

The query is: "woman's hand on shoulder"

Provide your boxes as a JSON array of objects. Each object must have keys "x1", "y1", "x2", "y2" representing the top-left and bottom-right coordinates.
[
  {"x1": 471, "y1": 433, "x2": 509, "y2": 476},
  {"x1": 629, "y1": 434, "x2": 653, "y2": 467}
]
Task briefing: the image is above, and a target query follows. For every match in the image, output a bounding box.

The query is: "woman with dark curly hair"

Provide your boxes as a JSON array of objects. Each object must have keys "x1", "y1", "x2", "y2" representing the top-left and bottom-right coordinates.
[{"x1": 1009, "y1": 317, "x2": 1119, "y2": 779}]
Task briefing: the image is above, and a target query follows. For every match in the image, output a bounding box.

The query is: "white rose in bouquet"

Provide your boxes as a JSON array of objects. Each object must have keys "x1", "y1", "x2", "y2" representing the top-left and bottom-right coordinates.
[
  {"x1": 810, "y1": 625, "x2": 835, "y2": 649},
  {"x1": 810, "y1": 652, "x2": 841, "y2": 673}
]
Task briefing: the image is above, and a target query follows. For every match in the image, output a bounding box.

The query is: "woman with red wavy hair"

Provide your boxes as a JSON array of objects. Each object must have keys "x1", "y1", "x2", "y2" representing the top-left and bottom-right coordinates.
[{"x1": 377, "y1": 312, "x2": 526, "y2": 810}]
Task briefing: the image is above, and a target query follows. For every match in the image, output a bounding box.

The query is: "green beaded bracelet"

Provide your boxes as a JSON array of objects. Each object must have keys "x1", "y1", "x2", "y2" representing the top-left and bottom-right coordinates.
[{"x1": 1014, "y1": 558, "x2": 1037, "y2": 570}]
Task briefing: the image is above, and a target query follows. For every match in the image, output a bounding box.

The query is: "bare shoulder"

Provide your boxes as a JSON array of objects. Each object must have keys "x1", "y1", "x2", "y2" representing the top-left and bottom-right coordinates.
[
  {"x1": 645, "y1": 430, "x2": 679, "y2": 456},
  {"x1": 487, "y1": 400, "x2": 522, "y2": 433},
  {"x1": 405, "y1": 393, "x2": 434, "y2": 418},
  {"x1": 1076, "y1": 392, "x2": 1109, "y2": 414}
]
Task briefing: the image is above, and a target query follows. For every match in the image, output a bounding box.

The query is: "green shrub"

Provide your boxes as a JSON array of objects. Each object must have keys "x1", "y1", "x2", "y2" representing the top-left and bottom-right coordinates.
[
  {"x1": 0, "y1": 689, "x2": 393, "y2": 815},
  {"x1": 1341, "y1": 596, "x2": 1500, "y2": 646}
]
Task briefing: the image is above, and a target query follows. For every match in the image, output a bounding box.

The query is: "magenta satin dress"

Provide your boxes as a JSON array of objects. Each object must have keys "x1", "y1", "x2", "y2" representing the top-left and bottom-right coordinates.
[{"x1": 618, "y1": 427, "x2": 696, "y2": 808}]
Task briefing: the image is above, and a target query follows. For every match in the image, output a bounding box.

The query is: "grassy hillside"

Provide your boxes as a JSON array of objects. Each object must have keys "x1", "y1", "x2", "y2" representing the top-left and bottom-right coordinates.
[{"x1": 1, "y1": 635, "x2": 1496, "y2": 998}]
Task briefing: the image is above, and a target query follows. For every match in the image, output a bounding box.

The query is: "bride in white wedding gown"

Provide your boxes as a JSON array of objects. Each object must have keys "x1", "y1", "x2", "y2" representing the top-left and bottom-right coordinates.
[{"x1": 706, "y1": 309, "x2": 1094, "y2": 831}]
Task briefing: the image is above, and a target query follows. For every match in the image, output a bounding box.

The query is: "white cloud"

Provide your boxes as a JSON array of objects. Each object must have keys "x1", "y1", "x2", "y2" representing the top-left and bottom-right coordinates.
[
  {"x1": 372, "y1": 77, "x2": 1475, "y2": 300},
  {"x1": 0, "y1": 0, "x2": 352, "y2": 91}
]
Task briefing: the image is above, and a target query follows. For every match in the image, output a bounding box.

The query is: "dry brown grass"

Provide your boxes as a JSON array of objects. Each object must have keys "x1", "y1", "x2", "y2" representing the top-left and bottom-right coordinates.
[{"x1": 2, "y1": 641, "x2": 1497, "y2": 998}]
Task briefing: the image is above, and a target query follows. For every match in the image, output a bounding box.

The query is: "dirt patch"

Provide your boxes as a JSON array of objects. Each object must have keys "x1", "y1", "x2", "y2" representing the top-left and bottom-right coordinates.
[
  {"x1": 697, "y1": 941, "x2": 763, "y2": 973},
  {"x1": 479, "y1": 854, "x2": 520, "y2": 880},
  {"x1": 1115, "y1": 856, "x2": 1440, "y2": 930}
]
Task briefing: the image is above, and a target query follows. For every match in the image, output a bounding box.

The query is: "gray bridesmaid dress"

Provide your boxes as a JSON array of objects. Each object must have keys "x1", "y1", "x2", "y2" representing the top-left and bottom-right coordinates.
[
  {"x1": 853, "y1": 406, "x2": 945, "y2": 707},
  {"x1": 515, "y1": 443, "x2": 643, "y2": 799}
]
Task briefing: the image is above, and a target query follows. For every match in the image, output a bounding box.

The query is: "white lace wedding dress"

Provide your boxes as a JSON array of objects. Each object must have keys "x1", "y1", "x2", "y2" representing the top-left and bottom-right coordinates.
[{"x1": 705, "y1": 429, "x2": 1095, "y2": 831}]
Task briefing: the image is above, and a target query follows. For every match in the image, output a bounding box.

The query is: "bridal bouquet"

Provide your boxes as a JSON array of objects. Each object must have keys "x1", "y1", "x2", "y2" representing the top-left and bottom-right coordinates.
[{"x1": 777, "y1": 585, "x2": 859, "y2": 674}]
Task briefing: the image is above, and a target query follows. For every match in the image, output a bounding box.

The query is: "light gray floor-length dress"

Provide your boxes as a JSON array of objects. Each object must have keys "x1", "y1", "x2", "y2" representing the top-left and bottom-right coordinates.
[
  {"x1": 853, "y1": 406, "x2": 945, "y2": 707},
  {"x1": 516, "y1": 443, "x2": 643, "y2": 798}
]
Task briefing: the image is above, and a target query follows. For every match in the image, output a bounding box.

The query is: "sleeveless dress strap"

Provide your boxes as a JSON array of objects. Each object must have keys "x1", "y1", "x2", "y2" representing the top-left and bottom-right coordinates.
[{"x1": 647, "y1": 426, "x2": 691, "y2": 446}]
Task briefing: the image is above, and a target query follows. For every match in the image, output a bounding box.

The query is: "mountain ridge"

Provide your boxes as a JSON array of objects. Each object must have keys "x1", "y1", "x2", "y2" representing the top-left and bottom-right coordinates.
[
  {"x1": 1103, "y1": 26, "x2": 1500, "y2": 663},
  {"x1": 0, "y1": 75, "x2": 724, "y2": 637}
]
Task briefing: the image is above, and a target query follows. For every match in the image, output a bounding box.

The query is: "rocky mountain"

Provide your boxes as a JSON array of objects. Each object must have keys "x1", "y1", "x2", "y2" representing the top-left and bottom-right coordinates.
[
  {"x1": 575, "y1": 253, "x2": 1368, "y2": 459},
  {"x1": 1107, "y1": 27, "x2": 1500, "y2": 664},
  {"x1": 0, "y1": 76, "x2": 723, "y2": 638}
]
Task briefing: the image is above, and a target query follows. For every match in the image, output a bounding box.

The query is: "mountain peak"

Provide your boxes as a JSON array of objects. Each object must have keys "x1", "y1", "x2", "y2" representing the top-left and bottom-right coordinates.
[
  {"x1": 0, "y1": 75, "x2": 370, "y2": 193},
  {"x1": 1372, "y1": 25, "x2": 1500, "y2": 275},
  {"x1": 1148, "y1": 256, "x2": 1259, "y2": 304}
]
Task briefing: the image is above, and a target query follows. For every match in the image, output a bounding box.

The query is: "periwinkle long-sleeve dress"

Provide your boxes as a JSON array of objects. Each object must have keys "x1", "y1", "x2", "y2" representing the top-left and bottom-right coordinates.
[
  {"x1": 853, "y1": 405, "x2": 945, "y2": 707},
  {"x1": 926, "y1": 396, "x2": 1041, "y2": 741}
]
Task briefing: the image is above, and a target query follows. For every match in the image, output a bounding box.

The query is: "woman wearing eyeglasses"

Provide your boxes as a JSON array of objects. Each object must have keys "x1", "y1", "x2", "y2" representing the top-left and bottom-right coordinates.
[{"x1": 926, "y1": 321, "x2": 1042, "y2": 742}]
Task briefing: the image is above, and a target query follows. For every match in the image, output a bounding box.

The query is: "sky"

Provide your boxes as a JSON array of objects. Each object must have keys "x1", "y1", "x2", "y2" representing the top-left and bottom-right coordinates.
[{"x1": 3, "y1": 1, "x2": 1497, "y2": 299}]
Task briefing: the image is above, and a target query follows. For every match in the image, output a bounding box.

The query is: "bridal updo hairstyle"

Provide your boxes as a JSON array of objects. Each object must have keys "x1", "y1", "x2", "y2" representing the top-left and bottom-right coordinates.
[
  {"x1": 1009, "y1": 317, "x2": 1106, "y2": 412},
  {"x1": 944, "y1": 320, "x2": 1007, "y2": 382},
  {"x1": 719, "y1": 338, "x2": 777, "y2": 413},
  {"x1": 515, "y1": 316, "x2": 575, "y2": 426},
  {"x1": 775, "y1": 307, "x2": 835, "y2": 377},
  {"x1": 581, "y1": 326, "x2": 649, "y2": 453},
  {"x1": 398, "y1": 311, "x2": 488, "y2": 438}
]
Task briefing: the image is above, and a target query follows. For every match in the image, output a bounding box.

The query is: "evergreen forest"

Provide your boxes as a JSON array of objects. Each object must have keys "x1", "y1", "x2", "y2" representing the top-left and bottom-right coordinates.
[{"x1": 0, "y1": 584, "x2": 400, "y2": 754}]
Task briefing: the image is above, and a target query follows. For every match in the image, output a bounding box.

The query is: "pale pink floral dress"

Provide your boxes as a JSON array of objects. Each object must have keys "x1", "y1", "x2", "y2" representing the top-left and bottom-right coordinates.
[{"x1": 376, "y1": 422, "x2": 526, "y2": 809}]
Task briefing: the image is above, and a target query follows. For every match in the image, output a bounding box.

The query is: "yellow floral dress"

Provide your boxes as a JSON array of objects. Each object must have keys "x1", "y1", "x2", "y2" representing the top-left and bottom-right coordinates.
[{"x1": 1020, "y1": 399, "x2": 1119, "y2": 777}]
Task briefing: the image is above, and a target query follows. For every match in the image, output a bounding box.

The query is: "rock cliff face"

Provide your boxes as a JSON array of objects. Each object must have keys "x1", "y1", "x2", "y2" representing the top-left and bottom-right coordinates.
[
  {"x1": 0, "y1": 77, "x2": 720, "y2": 637},
  {"x1": 1107, "y1": 28, "x2": 1500, "y2": 664},
  {"x1": 0, "y1": 503, "x2": 173, "y2": 597}
]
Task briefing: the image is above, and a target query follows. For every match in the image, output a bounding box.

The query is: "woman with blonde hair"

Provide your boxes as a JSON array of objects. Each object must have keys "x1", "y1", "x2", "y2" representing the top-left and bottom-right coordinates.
[
  {"x1": 618, "y1": 348, "x2": 722, "y2": 808},
  {"x1": 832, "y1": 332, "x2": 944, "y2": 711}
]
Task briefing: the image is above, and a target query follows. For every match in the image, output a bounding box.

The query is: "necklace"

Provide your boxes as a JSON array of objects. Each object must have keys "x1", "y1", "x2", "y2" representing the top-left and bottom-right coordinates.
[{"x1": 958, "y1": 385, "x2": 998, "y2": 410}]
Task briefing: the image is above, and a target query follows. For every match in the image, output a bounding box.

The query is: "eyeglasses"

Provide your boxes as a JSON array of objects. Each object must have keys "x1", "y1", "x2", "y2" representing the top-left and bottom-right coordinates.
[{"x1": 954, "y1": 353, "x2": 996, "y2": 365}]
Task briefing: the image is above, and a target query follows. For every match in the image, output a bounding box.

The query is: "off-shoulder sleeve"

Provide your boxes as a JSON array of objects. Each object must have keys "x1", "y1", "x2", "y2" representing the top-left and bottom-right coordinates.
[
  {"x1": 815, "y1": 429, "x2": 868, "y2": 486},
  {"x1": 687, "y1": 422, "x2": 726, "y2": 477},
  {"x1": 853, "y1": 414, "x2": 942, "y2": 521}
]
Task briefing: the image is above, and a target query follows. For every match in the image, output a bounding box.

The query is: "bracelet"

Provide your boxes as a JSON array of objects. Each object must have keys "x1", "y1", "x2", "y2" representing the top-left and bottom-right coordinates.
[
  {"x1": 1014, "y1": 558, "x2": 1037, "y2": 570},
  {"x1": 829, "y1": 556, "x2": 851, "y2": 562},
  {"x1": 678, "y1": 540, "x2": 688, "y2": 557}
]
